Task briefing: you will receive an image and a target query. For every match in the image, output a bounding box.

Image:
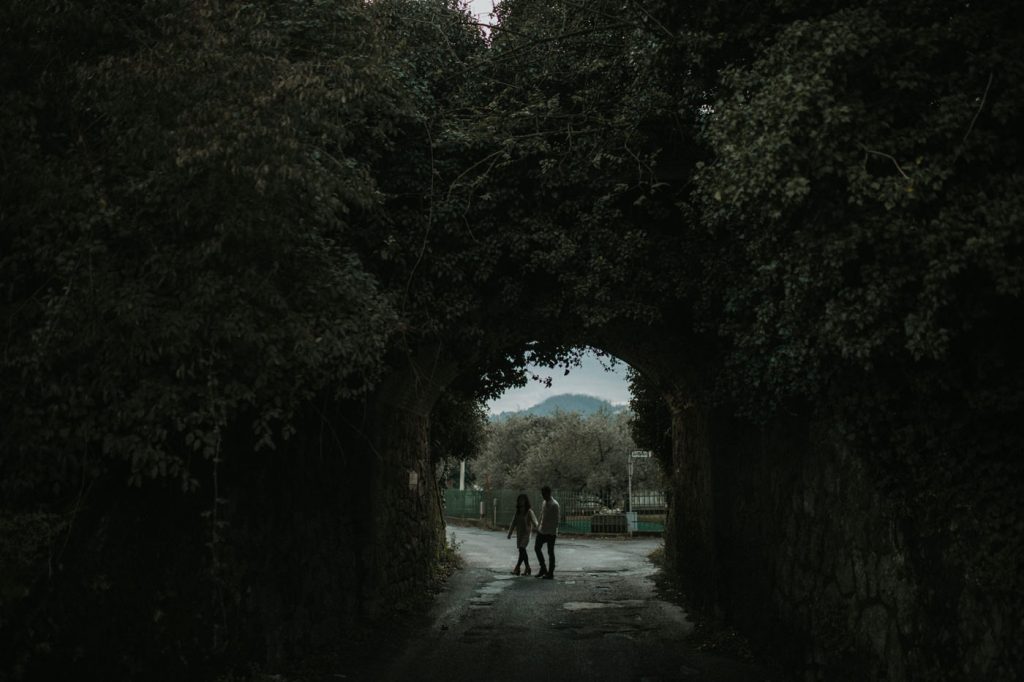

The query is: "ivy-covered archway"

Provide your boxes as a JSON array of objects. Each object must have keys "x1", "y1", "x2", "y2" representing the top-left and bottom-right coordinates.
[{"x1": 2, "y1": 0, "x2": 1022, "y2": 679}]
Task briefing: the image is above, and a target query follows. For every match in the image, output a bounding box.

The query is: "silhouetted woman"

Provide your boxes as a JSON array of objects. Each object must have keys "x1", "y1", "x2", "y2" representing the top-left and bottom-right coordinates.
[{"x1": 507, "y1": 493, "x2": 539, "y2": 575}]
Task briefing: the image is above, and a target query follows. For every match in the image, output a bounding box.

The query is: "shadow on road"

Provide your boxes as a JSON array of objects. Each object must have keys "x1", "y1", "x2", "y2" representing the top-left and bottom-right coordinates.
[{"x1": 263, "y1": 521, "x2": 778, "y2": 682}]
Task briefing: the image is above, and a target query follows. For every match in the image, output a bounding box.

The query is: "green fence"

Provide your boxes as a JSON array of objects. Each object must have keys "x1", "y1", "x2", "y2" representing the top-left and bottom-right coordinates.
[
  {"x1": 444, "y1": 488, "x2": 485, "y2": 519},
  {"x1": 443, "y1": 488, "x2": 666, "y2": 534}
]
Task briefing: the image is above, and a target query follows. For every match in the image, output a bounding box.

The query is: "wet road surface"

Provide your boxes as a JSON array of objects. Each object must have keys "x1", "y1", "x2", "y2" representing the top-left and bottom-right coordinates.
[{"x1": 370, "y1": 524, "x2": 772, "y2": 682}]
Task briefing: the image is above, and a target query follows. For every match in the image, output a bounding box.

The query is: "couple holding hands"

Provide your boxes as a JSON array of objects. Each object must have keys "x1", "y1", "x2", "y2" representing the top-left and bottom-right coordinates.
[{"x1": 506, "y1": 486, "x2": 560, "y2": 579}]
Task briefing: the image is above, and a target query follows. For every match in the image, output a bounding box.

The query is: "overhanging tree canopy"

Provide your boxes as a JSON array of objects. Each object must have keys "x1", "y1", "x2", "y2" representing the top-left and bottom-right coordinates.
[{"x1": 1, "y1": 0, "x2": 1021, "y2": 610}]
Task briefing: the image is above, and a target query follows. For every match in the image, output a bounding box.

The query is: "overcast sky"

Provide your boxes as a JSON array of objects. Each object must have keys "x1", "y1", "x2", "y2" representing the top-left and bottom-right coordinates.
[
  {"x1": 467, "y1": 1, "x2": 494, "y2": 18},
  {"x1": 486, "y1": 348, "x2": 632, "y2": 415},
  {"x1": 466, "y1": 0, "x2": 496, "y2": 25}
]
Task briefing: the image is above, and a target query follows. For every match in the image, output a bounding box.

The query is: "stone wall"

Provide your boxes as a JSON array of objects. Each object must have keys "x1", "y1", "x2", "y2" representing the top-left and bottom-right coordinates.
[
  {"x1": 362, "y1": 406, "x2": 446, "y2": 619},
  {"x1": 664, "y1": 399, "x2": 719, "y2": 616},
  {"x1": 0, "y1": 394, "x2": 448, "y2": 680},
  {"x1": 225, "y1": 399, "x2": 446, "y2": 666},
  {"x1": 667, "y1": 407, "x2": 1022, "y2": 680}
]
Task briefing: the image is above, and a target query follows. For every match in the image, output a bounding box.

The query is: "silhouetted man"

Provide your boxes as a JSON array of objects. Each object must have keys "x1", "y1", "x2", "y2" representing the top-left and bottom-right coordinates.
[{"x1": 534, "y1": 485, "x2": 560, "y2": 579}]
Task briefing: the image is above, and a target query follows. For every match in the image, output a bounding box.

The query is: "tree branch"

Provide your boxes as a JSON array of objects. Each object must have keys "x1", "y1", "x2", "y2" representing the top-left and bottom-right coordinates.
[
  {"x1": 953, "y1": 71, "x2": 994, "y2": 164},
  {"x1": 860, "y1": 145, "x2": 910, "y2": 180},
  {"x1": 488, "y1": 23, "x2": 634, "y2": 63}
]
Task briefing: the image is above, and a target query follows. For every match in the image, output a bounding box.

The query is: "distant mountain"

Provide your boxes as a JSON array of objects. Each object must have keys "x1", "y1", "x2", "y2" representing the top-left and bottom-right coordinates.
[{"x1": 492, "y1": 393, "x2": 627, "y2": 421}]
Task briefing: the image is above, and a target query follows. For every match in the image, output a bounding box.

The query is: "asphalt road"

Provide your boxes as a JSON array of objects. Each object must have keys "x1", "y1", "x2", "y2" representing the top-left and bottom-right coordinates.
[{"x1": 368, "y1": 524, "x2": 772, "y2": 682}]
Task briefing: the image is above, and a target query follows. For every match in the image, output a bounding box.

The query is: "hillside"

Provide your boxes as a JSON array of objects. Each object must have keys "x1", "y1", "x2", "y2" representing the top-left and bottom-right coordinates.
[{"x1": 491, "y1": 393, "x2": 627, "y2": 420}]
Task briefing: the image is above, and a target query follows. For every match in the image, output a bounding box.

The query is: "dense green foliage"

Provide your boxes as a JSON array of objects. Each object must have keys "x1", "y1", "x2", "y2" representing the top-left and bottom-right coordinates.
[
  {"x1": 474, "y1": 409, "x2": 661, "y2": 497},
  {"x1": 1, "y1": 0, "x2": 414, "y2": 500},
  {"x1": 430, "y1": 389, "x2": 489, "y2": 484},
  {"x1": 6, "y1": 0, "x2": 1020, "y2": 500},
  {"x1": 627, "y1": 369, "x2": 673, "y2": 474},
  {"x1": 676, "y1": 2, "x2": 1024, "y2": 591},
  {"x1": 1, "y1": 1, "x2": 488, "y2": 675},
  {"x1": 692, "y1": 5, "x2": 1024, "y2": 413}
]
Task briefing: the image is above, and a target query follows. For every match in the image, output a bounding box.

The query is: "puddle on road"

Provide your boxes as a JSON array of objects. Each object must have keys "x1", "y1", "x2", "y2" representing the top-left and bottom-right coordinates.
[
  {"x1": 563, "y1": 601, "x2": 620, "y2": 611},
  {"x1": 563, "y1": 599, "x2": 645, "y2": 611},
  {"x1": 477, "y1": 584, "x2": 508, "y2": 595},
  {"x1": 469, "y1": 575, "x2": 513, "y2": 608},
  {"x1": 603, "y1": 631, "x2": 636, "y2": 640}
]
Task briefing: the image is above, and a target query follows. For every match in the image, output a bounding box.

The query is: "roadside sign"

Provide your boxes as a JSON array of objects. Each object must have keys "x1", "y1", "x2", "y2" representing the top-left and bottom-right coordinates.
[{"x1": 631, "y1": 450, "x2": 653, "y2": 458}]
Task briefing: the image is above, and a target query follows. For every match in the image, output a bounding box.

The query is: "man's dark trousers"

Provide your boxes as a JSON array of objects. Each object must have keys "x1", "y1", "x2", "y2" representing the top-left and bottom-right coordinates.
[{"x1": 534, "y1": 533, "x2": 556, "y2": 576}]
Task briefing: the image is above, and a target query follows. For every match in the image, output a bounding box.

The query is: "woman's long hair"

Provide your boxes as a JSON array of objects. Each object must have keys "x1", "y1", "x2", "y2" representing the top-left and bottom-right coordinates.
[{"x1": 515, "y1": 493, "x2": 531, "y2": 516}]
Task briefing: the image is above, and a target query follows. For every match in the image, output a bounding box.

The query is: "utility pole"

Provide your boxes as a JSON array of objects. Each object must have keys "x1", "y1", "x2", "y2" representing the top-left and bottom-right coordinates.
[
  {"x1": 628, "y1": 450, "x2": 653, "y2": 517},
  {"x1": 627, "y1": 456, "x2": 632, "y2": 513}
]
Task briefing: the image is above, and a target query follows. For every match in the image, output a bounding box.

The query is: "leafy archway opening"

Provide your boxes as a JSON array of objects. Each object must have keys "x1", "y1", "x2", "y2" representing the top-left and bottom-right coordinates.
[{"x1": 434, "y1": 343, "x2": 671, "y2": 498}]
